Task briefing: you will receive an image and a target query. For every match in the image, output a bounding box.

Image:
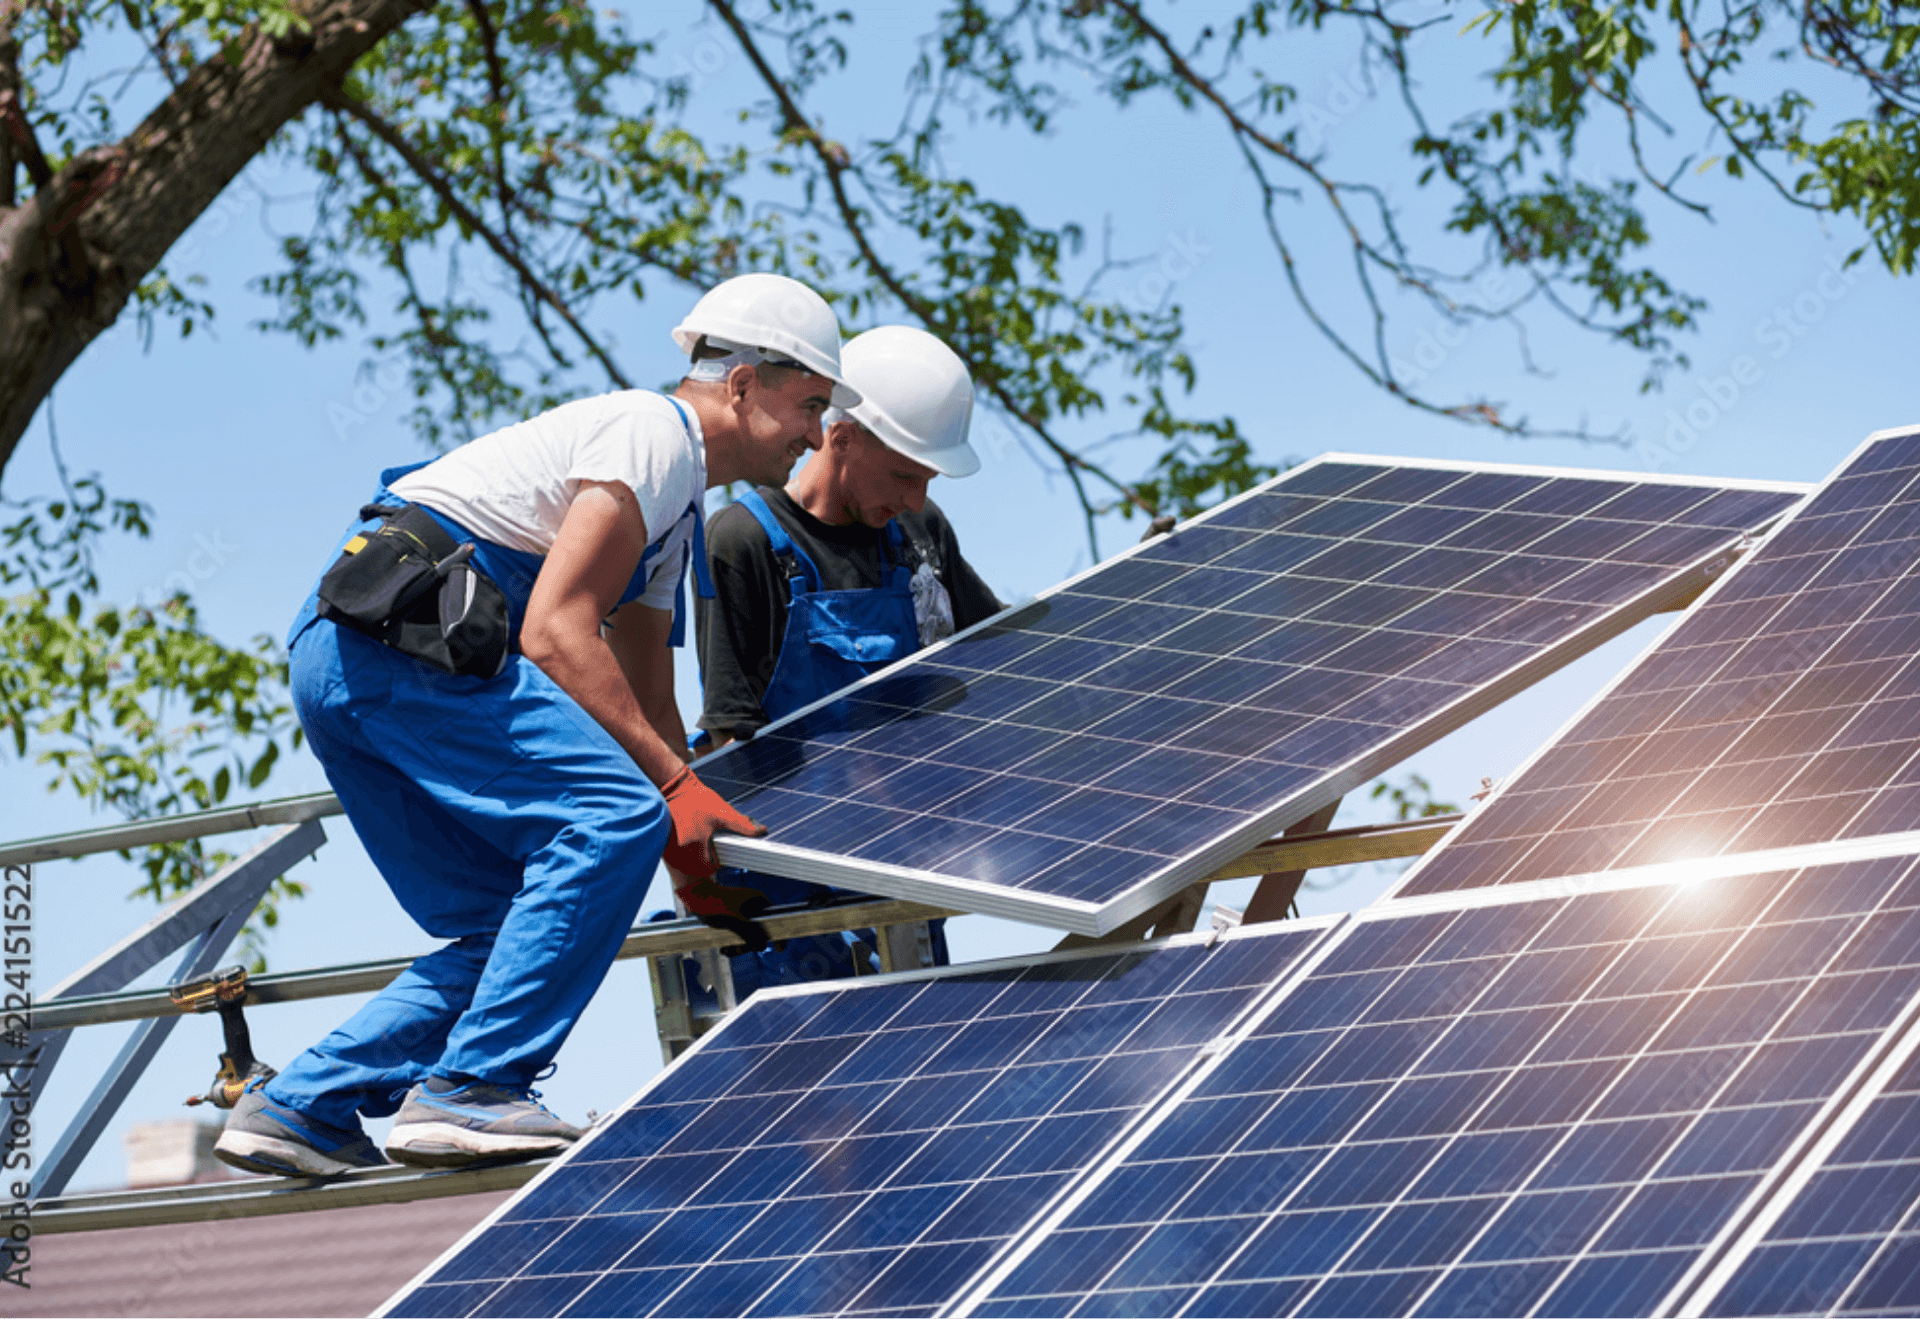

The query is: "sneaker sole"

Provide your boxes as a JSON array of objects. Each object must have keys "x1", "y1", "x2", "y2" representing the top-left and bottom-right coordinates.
[
  {"x1": 386, "y1": 1121, "x2": 575, "y2": 1169},
  {"x1": 213, "y1": 1130, "x2": 357, "y2": 1179}
]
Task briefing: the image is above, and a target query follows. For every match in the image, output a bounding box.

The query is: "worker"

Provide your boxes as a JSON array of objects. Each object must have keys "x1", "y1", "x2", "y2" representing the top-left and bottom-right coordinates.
[
  {"x1": 214, "y1": 273, "x2": 858, "y2": 1178},
  {"x1": 689, "y1": 325, "x2": 1003, "y2": 996}
]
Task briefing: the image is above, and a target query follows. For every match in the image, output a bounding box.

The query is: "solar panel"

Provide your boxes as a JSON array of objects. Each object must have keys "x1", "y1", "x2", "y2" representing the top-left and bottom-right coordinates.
[
  {"x1": 378, "y1": 927, "x2": 1327, "y2": 1319},
  {"x1": 962, "y1": 850, "x2": 1920, "y2": 1319},
  {"x1": 703, "y1": 456, "x2": 1803, "y2": 934},
  {"x1": 1690, "y1": 982, "x2": 1920, "y2": 1316},
  {"x1": 1401, "y1": 426, "x2": 1920, "y2": 898}
]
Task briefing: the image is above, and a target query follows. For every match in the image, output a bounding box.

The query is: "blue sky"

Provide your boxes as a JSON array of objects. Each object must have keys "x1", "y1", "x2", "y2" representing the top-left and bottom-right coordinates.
[{"x1": 5, "y1": 2, "x2": 1914, "y2": 1193}]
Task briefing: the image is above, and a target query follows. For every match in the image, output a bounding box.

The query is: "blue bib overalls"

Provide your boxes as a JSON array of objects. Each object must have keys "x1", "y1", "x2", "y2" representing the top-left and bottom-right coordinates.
[
  {"x1": 269, "y1": 434, "x2": 703, "y2": 1131},
  {"x1": 693, "y1": 491, "x2": 950, "y2": 1000}
]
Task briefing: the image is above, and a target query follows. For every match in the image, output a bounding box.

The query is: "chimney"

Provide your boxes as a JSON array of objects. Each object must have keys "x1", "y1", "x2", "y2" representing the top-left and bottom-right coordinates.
[{"x1": 123, "y1": 1117, "x2": 231, "y2": 1187}]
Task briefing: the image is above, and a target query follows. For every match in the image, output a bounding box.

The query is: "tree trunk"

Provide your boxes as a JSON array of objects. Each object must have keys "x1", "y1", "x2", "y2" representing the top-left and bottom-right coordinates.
[{"x1": 0, "y1": 0, "x2": 433, "y2": 480}]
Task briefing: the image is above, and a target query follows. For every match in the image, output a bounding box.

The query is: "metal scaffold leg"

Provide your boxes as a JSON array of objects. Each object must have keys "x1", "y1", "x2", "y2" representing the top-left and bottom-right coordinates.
[{"x1": 17, "y1": 820, "x2": 326, "y2": 1198}]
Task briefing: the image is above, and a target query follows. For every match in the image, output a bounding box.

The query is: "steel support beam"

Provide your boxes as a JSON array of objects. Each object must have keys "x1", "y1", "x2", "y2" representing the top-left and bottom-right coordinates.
[
  {"x1": 35, "y1": 897, "x2": 958, "y2": 1033},
  {"x1": 16, "y1": 821, "x2": 325, "y2": 1198},
  {"x1": 0, "y1": 792, "x2": 340, "y2": 868}
]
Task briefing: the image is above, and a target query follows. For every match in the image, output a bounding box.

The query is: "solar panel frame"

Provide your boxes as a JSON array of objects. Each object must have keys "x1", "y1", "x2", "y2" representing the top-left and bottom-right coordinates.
[
  {"x1": 1390, "y1": 428, "x2": 1920, "y2": 902},
  {"x1": 706, "y1": 454, "x2": 1808, "y2": 935},
  {"x1": 953, "y1": 843, "x2": 1920, "y2": 1319}
]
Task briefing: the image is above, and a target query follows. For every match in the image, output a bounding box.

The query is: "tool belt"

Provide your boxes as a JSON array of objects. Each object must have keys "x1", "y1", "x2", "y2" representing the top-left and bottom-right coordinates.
[{"x1": 316, "y1": 503, "x2": 511, "y2": 678}]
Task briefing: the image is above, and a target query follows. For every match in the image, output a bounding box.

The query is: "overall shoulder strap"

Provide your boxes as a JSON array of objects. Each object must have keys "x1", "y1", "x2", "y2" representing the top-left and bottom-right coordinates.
[
  {"x1": 659, "y1": 399, "x2": 714, "y2": 603},
  {"x1": 738, "y1": 489, "x2": 820, "y2": 593}
]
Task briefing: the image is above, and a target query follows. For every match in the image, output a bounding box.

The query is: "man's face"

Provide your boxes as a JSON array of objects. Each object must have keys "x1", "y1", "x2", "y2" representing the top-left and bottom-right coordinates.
[
  {"x1": 833, "y1": 424, "x2": 937, "y2": 528},
  {"x1": 735, "y1": 365, "x2": 834, "y2": 486}
]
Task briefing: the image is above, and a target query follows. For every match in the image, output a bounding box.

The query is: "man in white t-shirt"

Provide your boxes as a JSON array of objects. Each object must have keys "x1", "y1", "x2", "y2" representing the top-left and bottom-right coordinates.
[{"x1": 215, "y1": 274, "x2": 859, "y2": 1177}]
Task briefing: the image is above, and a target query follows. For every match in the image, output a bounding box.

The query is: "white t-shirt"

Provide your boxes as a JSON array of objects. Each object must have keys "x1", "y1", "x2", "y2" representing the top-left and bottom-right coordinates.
[{"x1": 391, "y1": 391, "x2": 706, "y2": 613}]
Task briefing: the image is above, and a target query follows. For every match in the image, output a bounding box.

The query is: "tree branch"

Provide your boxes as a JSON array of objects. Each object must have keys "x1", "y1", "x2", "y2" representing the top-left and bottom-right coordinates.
[
  {"x1": 1103, "y1": 0, "x2": 1630, "y2": 442},
  {"x1": 323, "y1": 88, "x2": 634, "y2": 392},
  {"x1": 0, "y1": 0, "x2": 433, "y2": 483},
  {"x1": 462, "y1": 0, "x2": 518, "y2": 243},
  {"x1": 0, "y1": 8, "x2": 51, "y2": 204},
  {"x1": 708, "y1": 0, "x2": 1154, "y2": 550}
]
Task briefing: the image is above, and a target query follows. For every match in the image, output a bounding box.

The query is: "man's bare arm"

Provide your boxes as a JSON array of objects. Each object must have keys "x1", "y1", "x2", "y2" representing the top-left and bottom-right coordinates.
[
  {"x1": 606, "y1": 599, "x2": 690, "y2": 763},
  {"x1": 520, "y1": 480, "x2": 686, "y2": 788}
]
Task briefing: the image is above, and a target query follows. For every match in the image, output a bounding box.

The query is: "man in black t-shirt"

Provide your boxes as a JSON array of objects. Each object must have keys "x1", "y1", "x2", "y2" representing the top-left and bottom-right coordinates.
[
  {"x1": 696, "y1": 326, "x2": 1002, "y2": 747},
  {"x1": 690, "y1": 326, "x2": 1001, "y2": 996}
]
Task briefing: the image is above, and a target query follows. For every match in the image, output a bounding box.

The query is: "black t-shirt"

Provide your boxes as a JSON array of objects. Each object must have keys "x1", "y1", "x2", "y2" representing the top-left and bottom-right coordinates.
[{"x1": 696, "y1": 487, "x2": 1003, "y2": 738}]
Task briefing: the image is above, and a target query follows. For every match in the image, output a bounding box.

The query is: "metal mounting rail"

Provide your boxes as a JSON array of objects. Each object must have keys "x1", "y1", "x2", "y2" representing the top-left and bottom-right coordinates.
[
  {"x1": 33, "y1": 898, "x2": 959, "y2": 1032},
  {"x1": 0, "y1": 790, "x2": 342, "y2": 867},
  {"x1": 0, "y1": 790, "x2": 1459, "y2": 878},
  {"x1": 31, "y1": 816, "x2": 1463, "y2": 1035},
  {"x1": 32, "y1": 1156, "x2": 548, "y2": 1234}
]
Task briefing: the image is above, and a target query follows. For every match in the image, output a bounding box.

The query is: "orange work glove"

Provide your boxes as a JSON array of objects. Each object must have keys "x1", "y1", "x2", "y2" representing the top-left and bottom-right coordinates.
[{"x1": 661, "y1": 764, "x2": 766, "y2": 879}]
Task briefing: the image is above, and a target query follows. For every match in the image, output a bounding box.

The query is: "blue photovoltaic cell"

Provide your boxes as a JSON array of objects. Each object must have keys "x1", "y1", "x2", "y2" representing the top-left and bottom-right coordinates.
[
  {"x1": 1406, "y1": 428, "x2": 1920, "y2": 897},
  {"x1": 381, "y1": 928, "x2": 1323, "y2": 1319},
  {"x1": 1703, "y1": 1017, "x2": 1920, "y2": 1316},
  {"x1": 973, "y1": 852, "x2": 1920, "y2": 1318},
  {"x1": 704, "y1": 458, "x2": 1799, "y2": 931}
]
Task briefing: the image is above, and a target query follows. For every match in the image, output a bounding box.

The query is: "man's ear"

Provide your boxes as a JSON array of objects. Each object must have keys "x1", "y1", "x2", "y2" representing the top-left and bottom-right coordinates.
[{"x1": 726, "y1": 361, "x2": 758, "y2": 404}]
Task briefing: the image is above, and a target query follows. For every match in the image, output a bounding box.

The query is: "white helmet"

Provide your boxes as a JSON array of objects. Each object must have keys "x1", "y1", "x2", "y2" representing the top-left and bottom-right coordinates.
[
  {"x1": 836, "y1": 326, "x2": 979, "y2": 477},
  {"x1": 672, "y1": 273, "x2": 860, "y2": 408}
]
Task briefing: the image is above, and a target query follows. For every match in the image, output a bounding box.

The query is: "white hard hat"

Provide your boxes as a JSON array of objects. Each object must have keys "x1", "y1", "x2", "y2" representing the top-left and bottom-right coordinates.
[
  {"x1": 837, "y1": 326, "x2": 979, "y2": 478},
  {"x1": 672, "y1": 273, "x2": 860, "y2": 408}
]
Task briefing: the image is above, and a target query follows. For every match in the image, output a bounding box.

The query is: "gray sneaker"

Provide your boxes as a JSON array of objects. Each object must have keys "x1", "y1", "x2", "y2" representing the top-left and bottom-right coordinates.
[
  {"x1": 385, "y1": 1079, "x2": 583, "y2": 1168},
  {"x1": 213, "y1": 1082, "x2": 388, "y2": 1179}
]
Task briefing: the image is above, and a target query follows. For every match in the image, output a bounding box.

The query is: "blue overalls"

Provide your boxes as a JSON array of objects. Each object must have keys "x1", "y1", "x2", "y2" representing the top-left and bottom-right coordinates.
[
  {"x1": 268, "y1": 426, "x2": 705, "y2": 1132},
  {"x1": 683, "y1": 490, "x2": 950, "y2": 1003}
]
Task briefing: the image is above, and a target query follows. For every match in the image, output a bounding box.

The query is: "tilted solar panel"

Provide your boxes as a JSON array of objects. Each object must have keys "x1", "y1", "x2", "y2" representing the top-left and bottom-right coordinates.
[
  {"x1": 378, "y1": 928, "x2": 1326, "y2": 1319},
  {"x1": 963, "y1": 852, "x2": 1920, "y2": 1318},
  {"x1": 704, "y1": 456, "x2": 1803, "y2": 934},
  {"x1": 1402, "y1": 426, "x2": 1920, "y2": 898}
]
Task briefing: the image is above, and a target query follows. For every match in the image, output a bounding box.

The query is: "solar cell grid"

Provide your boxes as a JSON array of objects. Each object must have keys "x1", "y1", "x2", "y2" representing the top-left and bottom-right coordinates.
[
  {"x1": 705, "y1": 457, "x2": 1802, "y2": 932},
  {"x1": 1699, "y1": 992, "x2": 1920, "y2": 1316},
  {"x1": 967, "y1": 852, "x2": 1920, "y2": 1319},
  {"x1": 381, "y1": 928, "x2": 1325, "y2": 1319},
  {"x1": 1404, "y1": 427, "x2": 1920, "y2": 897}
]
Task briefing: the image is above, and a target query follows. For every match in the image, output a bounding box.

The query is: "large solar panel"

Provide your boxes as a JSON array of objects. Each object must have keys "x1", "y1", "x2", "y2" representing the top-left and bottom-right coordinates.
[
  {"x1": 383, "y1": 847, "x2": 1920, "y2": 1319},
  {"x1": 964, "y1": 851, "x2": 1920, "y2": 1318},
  {"x1": 704, "y1": 456, "x2": 1803, "y2": 933},
  {"x1": 1402, "y1": 426, "x2": 1920, "y2": 898},
  {"x1": 378, "y1": 927, "x2": 1327, "y2": 1319}
]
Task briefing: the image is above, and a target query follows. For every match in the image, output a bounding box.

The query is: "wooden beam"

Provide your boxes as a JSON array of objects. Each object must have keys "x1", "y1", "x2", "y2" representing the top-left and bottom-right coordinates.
[{"x1": 1202, "y1": 813, "x2": 1464, "y2": 882}]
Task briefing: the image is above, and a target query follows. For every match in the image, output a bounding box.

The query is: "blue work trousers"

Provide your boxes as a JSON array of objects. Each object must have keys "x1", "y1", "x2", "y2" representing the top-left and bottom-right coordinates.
[{"x1": 267, "y1": 618, "x2": 668, "y2": 1130}]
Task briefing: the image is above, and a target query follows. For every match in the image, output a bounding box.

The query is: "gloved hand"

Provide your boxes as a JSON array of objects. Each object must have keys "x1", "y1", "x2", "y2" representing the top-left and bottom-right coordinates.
[
  {"x1": 674, "y1": 875, "x2": 774, "y2": 953},
  {"x1": 661, "y1": 765, "x2": 766, "y2": 879}
]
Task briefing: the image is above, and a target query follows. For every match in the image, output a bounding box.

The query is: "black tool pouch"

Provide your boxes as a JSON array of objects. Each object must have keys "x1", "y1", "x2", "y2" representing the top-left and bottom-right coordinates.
[{"x1": 316, "y1": 503, "x2": 511, "y2": 678}]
